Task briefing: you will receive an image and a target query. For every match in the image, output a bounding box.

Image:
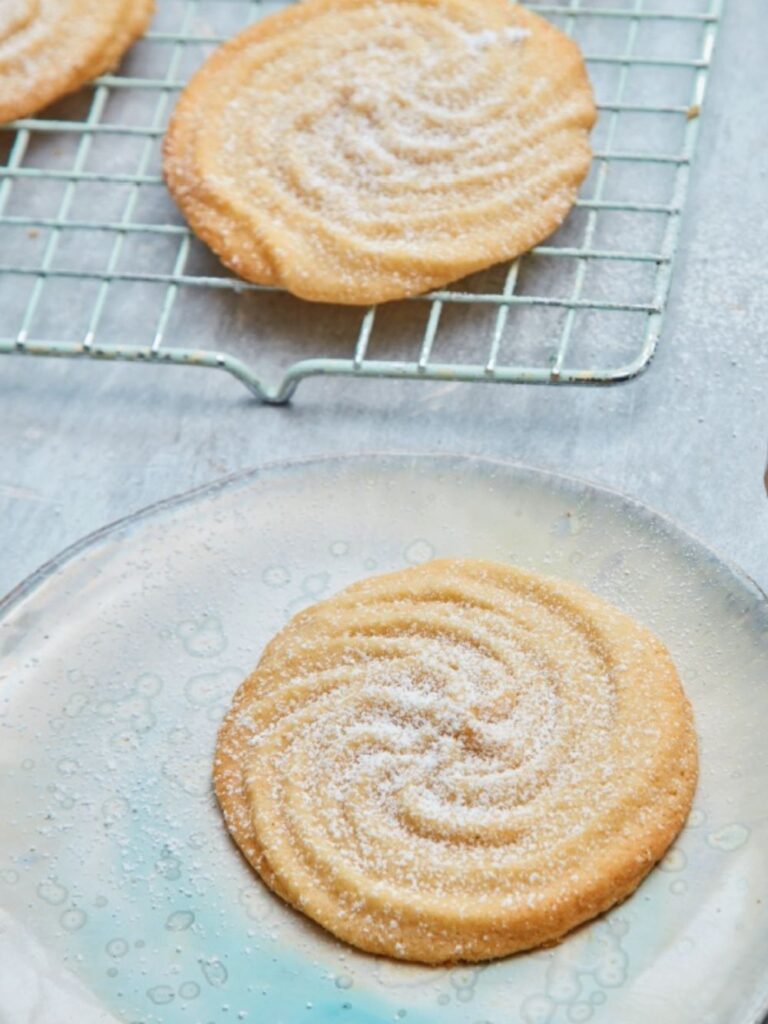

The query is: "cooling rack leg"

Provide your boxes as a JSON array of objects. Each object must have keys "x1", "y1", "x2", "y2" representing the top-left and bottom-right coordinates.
[{"x1": 0, "y1": 342, "x2": 283, "y2": 403}]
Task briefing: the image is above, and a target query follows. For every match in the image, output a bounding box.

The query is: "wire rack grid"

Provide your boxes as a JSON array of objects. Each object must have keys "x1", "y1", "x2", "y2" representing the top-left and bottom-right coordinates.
[{"x1": 0, "y1": 0, "x2": 722, "y2": 403}]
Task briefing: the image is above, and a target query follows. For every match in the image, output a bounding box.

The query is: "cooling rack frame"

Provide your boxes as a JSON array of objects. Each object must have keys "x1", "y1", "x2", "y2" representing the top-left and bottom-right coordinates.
[{"x1": 0, "y1": 0, "x2": 722, "y2": 403}]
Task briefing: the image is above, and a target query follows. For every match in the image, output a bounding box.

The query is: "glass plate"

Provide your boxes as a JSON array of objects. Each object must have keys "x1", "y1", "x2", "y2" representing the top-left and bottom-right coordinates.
[{"x1": 1, "y1": 454, "x2": 767, "y2": 1024}]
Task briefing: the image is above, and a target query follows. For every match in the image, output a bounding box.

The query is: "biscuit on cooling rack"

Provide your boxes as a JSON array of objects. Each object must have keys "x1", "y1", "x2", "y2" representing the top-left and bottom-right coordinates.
[
  {"x1": 0, "y1": 0, "x2": 155, "y2": 124},
  {"x1": 214, "y1": 558, "x2": 697, "y2": 963},
  {"x1": 164, "y1": 0, "x2": 596, "y2": 305}
]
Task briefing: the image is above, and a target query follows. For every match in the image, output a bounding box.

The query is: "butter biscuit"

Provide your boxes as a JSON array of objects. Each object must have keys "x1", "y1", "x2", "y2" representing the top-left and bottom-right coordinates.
[
  {"x1": 165, "y1": 0, "x2": 596, "y2": 304},
  {"x1": 215, "y1": 559, "x2": 697, "y2": 963},
  {"x1": 0, "y1": 0, "x2": 154, "y2": 124}
]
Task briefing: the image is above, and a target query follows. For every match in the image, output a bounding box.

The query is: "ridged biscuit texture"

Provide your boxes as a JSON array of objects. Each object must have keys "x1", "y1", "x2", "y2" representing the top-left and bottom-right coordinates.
[
  {"x1": 164, "y1": 0, "x2": 596, "y2": 304},
  {"x1": 214, "y1": 559, "x2": 698, "y2": 964},
  {"x1": 0, "y1": 0, "x2": 155, "y2": 124}
]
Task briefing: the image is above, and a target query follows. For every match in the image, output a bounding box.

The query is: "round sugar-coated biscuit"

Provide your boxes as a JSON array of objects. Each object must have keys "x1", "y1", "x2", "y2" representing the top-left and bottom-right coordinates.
[
  {"x1": 0, "y1": 0, "x2": 155, "y2": 124},
  {"x1": 214, "y1": 558, "x2": 698, "y2": 963},
  {"x1": 164, "y1": 0, "x2": 596, "y2": 304}
]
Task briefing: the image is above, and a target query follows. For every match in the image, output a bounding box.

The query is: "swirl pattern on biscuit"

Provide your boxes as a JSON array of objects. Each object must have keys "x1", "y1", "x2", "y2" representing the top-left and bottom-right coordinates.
[
  {"x1": 165, "y1": 0, "x2": 596, "y2": 303},
  {"x1": 0, "y1": 0, "x2": 154, "y2": 124},
  {"x1": 215, "y1": 559, "x2": 697, "y2": 963}
]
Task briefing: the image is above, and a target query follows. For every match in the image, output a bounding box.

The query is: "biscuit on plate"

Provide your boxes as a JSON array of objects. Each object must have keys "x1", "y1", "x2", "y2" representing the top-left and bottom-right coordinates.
[{"x1": 214, "y1": 558, "x2": 697, "y2": 963}]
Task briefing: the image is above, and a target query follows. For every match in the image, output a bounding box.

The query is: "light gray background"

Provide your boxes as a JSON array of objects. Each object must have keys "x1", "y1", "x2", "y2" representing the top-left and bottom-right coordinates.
[{"x1": 1, "y1": 0, "x2": 767, "y2": 599}]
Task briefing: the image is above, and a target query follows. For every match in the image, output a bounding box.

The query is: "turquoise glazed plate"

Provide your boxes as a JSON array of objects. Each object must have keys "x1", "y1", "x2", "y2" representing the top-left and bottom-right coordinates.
[{"x1": 1, "y1": 454, "x2": 767, "y2": 1024}]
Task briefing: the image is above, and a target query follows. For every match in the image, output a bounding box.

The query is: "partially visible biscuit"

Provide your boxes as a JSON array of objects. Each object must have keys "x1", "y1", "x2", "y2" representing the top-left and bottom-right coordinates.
[
  {"x1": 214, "y1": 559, "x2": 698, "y2": 964},
  {"x1": 165, "y1": 0, "x2": 595, "y2": 304},
  {"x1": 0, "y1": 0, "x2": 155, "y2": 124}
]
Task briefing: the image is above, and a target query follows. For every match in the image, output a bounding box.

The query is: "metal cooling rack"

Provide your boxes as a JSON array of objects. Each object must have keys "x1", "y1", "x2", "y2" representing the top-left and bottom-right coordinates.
[{"x1": 0, "y1": 0, "x2": 721, "y2": 403}]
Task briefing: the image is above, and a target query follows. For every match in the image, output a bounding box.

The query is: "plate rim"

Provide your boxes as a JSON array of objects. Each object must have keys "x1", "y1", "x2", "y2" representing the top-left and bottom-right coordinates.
[{"x1": 2, "y1": 451, "x2": 766, "y2": 621}]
